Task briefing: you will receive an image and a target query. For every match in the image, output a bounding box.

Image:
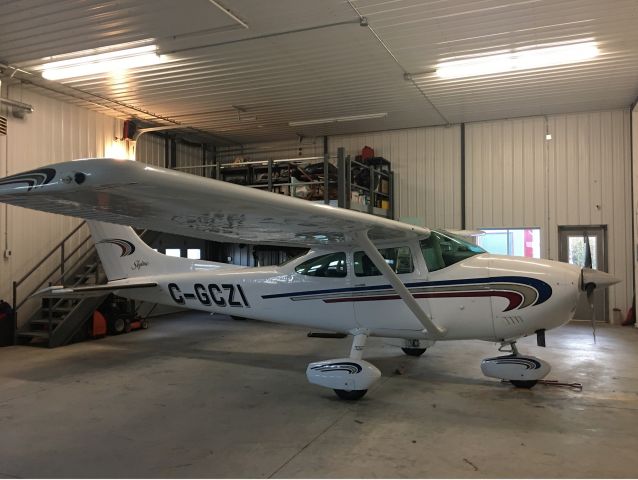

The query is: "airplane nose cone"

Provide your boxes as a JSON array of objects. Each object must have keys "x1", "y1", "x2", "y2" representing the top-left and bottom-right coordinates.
[{"x1": 581, "y1": 268, "x2": 620, "y2": 291}]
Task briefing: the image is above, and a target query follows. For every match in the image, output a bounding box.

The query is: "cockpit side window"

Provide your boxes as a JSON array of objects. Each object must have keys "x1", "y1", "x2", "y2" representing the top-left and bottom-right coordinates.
[
  {"x1": 354, "y1": 246, "x2": 414, "y2": 276},
  {"x1": 420, "y1": 230, "x2": 485, "y2": 272},
  {"x1": 295, "y1": 252, "x2": 347, "y2": 277}
]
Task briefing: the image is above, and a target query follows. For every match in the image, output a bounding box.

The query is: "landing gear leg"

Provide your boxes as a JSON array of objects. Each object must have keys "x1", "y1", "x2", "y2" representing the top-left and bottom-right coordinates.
[
  {"x1": 306, "y1": 329, "x2": 381, "y2": 401},
  {"x1": 503, "y1": 342, "x2": 537, "y2": 388},
  {"x1": 480, "y1": 340, "x2": 551, "y2": 389},
  {"x1": 334, "y1": 332, "x2": 369, "y2": 400}
]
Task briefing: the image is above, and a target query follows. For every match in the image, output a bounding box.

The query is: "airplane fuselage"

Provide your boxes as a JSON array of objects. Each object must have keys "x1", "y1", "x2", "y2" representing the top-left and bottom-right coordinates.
[{"x1": 120, "y1": 249, "x2": 583, "y2": 342}]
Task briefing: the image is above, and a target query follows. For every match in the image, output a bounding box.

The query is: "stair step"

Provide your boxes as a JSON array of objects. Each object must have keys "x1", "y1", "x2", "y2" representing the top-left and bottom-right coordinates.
[
  {"x1": 42, "y1": 299, "x2": 78, "y2": 305},
  {"x1": 42, "y1": 305, "x2": 75, "y2": 315},
  {"x1": 17, "y1": 330, "x2": 50, "y2": 339},
  {"x1": 31, "y1": 318, "x2": 63, "y2": 327}
]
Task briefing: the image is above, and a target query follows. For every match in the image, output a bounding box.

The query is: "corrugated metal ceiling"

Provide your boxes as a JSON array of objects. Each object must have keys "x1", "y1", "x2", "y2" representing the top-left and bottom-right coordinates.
[{"x1": 1, "y1": 0, "x2": 636, "y2": 144}]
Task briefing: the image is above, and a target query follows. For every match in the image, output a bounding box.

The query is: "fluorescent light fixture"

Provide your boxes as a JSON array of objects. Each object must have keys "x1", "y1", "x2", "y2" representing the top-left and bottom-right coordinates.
[
  {"x1": 436, "y1": 41, "x2": 599, "y2": 79},
  {"x1": 42, "y1": 45, "x2": 162, "y2": 80},
  {"x1": 289, "y1": 112, "x2": 387, "y2": 127}
]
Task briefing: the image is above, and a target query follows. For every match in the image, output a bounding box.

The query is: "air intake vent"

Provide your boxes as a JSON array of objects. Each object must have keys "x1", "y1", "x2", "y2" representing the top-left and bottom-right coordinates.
[{"x1": 0, "y1": 116, "x2": 6, "y2": 136}]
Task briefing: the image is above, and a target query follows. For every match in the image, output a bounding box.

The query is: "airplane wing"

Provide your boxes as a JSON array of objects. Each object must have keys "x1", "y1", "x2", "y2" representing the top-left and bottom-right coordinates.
[
  {"x1": 0, "y1": 158, "x2": 429, "y2": 247},
  {"x1": 446, "y1": 229, "x2": 485, "y2": 237}
]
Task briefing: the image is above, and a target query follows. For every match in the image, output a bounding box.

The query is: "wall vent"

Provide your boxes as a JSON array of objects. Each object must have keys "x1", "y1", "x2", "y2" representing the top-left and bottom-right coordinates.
[{"x1": 0, "y1": 115, "x2": 6, "y2": 136}]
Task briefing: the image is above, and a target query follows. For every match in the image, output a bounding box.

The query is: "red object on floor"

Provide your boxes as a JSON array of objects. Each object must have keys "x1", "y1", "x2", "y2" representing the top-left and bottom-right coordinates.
[
  {"x1": 91, "y1": 311, "x2": 108, "y2": 337},
  {"x1": 622, "y1": 306, "x2": 635, "y2": 326}
]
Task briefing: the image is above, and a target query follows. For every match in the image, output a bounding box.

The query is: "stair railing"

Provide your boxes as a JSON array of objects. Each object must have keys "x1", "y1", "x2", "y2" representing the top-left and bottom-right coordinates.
[{"x1": 12, "y1": 221, "x2": 94, "y2": 326}]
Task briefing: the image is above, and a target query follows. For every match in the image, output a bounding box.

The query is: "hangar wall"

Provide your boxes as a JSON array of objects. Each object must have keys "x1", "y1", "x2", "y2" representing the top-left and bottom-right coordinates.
[
  {"x1": 329, "y1": 125, "x2": 462, "y2": 229},
  {"x1": 633, "y1": 101, "x2": 638, "y2": 324},
  {"x1": 0, "y1": 84, "x2": 632, "y2": 319},
  {"x1": 327, "y1": 110, "x2": 631, "y2": 315},
  {"x1": 216, "y1": 138, "x2": 323, "y2": 164},
  {"x1": 135, "y1": 135, "x2": 207, "y2": 171},
  {"x1": 135, "y1": 133, "x2": 166, "y2": 167},
  {"x1": 466, "y1": 110, "x2": 632, "y2": 318},
  {"x1": 175, "y1": 142, "x2": 208, "y2": 176},
  {"x1": 0, "y1": 86, "x2": 124, "y2": 307}
]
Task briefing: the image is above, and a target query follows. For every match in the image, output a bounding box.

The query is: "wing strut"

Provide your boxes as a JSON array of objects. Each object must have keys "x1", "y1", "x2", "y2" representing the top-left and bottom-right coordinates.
[{"x1": 354, "y1": 231, "x2": 447, "y2": 338}]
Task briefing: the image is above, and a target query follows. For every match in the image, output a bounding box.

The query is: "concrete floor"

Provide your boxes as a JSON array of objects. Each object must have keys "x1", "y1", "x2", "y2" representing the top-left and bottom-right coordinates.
[{"x1": 1, "y1": 313, "x2": 637, "y2": 478}]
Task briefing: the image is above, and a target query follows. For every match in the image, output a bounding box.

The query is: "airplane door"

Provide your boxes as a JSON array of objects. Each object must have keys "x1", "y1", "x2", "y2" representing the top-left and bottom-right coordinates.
[
  {"x1": 351, "y1": 245, "x2": 430, "y2": 333},
  {"x1": 419, "y1": 231, "x2": 494, "y2": 340},
  {"x1": 424, "y1": 270, "x2": 495, "y2": 340}
]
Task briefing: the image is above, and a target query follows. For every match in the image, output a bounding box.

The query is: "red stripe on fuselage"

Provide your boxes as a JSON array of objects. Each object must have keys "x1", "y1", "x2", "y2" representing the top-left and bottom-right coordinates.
[{"x1": 323, "y1": 290, "x2": 524, "y2": 311}]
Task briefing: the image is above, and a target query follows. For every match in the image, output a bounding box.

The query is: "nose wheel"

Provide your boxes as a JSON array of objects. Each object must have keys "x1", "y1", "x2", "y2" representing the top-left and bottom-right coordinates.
[
  {"x1": 481, "y1": 341, "x2": 550, "y2": 388},
  {"x1": 334, "y1": 388, "x2": 368, "y2": 400},
  {"x1": 401, "y1": 339, "x2": 433, "y2": 357},
  {"x1": 510, "y1": 380, "x2": 538, "y2": 389},
  {"x1": 401, "y1": 347, "x2": 427, "y2": 357}
]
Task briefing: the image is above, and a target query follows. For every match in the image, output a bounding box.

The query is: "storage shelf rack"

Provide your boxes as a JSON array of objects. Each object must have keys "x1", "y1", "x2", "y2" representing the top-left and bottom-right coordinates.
[{"x1": 174, "y1": 147, "x2": 395, "y2": 219}]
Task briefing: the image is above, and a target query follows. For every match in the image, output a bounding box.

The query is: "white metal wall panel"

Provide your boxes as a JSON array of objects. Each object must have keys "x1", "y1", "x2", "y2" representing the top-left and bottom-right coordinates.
[
  {"x1": 329, "y1": 126, "x2": 462, "y2": 229},
  {"x1": 135, "y1": 133, "x2": 166, "y2": 167},
  {"x1": 175, "y1": 142, "x2": 204, "y2": 176},
  {"x1": 633, "y1": 103, "x2": 638, "y2": 327},
  {"x1": 466, "y1": 109, "x2": 632, "y2": 315},
  {"x1": 547, "y1": 110, "x2": 632, "y2": 317},
  {"x1": 0, "y1": 85, "x2": 123, "y2": 319},
  {"x1": 465, "y1": 117, "x2": 546, "y2": 233}
]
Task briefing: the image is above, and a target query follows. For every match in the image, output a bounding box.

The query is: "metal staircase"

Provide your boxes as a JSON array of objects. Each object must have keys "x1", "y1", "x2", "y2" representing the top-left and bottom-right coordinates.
[
  {"x1": 12, "y1": 224, "x2": 160, "y2": 348},
  {"x1": 12, "y1": 222, "x2": 104, "y2": 347}
]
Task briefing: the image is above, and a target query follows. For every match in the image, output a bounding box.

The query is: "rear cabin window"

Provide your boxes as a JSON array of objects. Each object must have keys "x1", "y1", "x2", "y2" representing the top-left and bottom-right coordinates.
[
  {"x1": 295, "y1": 252, "x2": 347, "y2": 277},
  {"x1": 420, "y1": 230, "x2": 485, "y2": 272},
  {"x1": 354, "y1": 246, "x2": 414, "y2": 276}
]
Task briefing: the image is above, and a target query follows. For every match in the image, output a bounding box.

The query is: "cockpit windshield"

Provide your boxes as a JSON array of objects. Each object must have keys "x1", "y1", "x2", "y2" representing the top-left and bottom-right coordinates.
[{"x1": 420, "y1": 230, "x2": 486, "y2": 272}]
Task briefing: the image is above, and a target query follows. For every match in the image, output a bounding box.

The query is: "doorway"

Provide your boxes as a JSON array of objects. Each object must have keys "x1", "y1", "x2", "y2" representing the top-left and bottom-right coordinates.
[{"x1": 558, "y1": 225, "x2": 608, "y2": 322}]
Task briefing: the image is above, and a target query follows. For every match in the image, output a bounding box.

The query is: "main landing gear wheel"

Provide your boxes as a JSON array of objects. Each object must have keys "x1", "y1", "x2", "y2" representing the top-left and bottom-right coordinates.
[
  {"x1": 510, "y1": 380, "x2": 538, "y2": 389},
  {"x1": 334, "y1": 389, "x2": 368, "y2": 400},
  {"x1": 307, "y1": 331, "x2": 381, "y2": 400},
  {"x1": 401, "y1": 347, "x2": 427, "y2": 357}
]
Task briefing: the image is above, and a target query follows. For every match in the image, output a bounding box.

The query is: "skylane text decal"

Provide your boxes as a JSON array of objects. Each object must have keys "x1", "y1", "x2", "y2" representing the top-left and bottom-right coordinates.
[{"x1": 168, "y1": 283, "x2": 250, "y2": 308}]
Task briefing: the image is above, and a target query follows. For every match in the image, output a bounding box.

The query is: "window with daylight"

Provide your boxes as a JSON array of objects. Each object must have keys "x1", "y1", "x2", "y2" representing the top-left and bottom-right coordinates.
[
  {"x1": 295, "y1": 252, "x2": 347, "y2": 277},
  {"x1": 354, "y1": 246, "x2": 414, "y2": 276},
  {"x1": 476, "y1": 228, "x2": 541, "y2": 258},
  {"x1": 165, "y1": 248, "x2": 182, "y2": 257},
  {"x1": 187, "y1": 249, "x2": 201, "y2": 260},
  {"x1": 420, "y1": 230, "x2": 486, "y2": 272}
]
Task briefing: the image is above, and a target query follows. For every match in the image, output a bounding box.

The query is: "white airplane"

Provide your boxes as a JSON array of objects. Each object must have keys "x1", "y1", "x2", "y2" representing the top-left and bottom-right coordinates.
[{"x1": 0, "y1": 158, "x2": 619, "y2": 400}]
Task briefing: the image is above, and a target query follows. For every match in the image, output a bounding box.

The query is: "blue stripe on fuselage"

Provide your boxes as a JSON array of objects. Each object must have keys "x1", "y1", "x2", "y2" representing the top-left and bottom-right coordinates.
[{"x1": 261, "y1": 276, "x2": 552, "y2": 306}]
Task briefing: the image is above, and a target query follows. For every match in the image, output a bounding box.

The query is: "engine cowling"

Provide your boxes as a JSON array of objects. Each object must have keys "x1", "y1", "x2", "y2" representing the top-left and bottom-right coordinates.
[{"x1": 306, "y1": 358, "x2": 381, "y2": 391}]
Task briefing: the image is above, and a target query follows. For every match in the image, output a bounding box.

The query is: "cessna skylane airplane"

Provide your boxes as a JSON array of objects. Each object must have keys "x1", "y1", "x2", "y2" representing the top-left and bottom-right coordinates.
[{"x1": 0, "y1": 158, "x2": 619, "y2": 400}]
